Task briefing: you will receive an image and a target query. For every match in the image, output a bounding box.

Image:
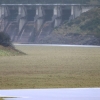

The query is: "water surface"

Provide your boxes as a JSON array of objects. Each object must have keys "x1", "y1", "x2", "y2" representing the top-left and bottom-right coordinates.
[
  {"x1": 0, "y1": 88, "x2": 100, "y2": 100},
  {"x1": 14, "y1": 44, "x2": 100, "y2": 47}
]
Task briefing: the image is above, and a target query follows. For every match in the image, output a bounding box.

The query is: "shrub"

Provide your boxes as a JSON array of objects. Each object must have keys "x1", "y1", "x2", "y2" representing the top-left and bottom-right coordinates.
[
  {"x1": 80, "y1": 17, "x2": 100, "y2": 31},
  {"x1": 0, "y1": 32, "x2": 12, "y2": 47}
]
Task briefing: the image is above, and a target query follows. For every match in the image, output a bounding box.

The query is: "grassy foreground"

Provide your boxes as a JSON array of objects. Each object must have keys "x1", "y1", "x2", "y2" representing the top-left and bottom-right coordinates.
[{"x1": 0, "y1": 45, "x2": 100, "y2": 89}]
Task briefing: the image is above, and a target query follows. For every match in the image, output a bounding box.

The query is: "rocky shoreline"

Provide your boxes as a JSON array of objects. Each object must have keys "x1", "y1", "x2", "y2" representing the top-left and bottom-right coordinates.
[{"x1": 34, "y1": 33, "x2": 100, "y2": 45}]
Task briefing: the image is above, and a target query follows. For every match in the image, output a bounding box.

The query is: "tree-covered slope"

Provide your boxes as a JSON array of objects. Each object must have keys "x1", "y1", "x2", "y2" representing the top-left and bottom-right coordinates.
[
  {"x1": 34, "y1": 7, "x2": 100, "y2": 45},
  {"x1": 55, "y1": 7, "x2": 100, "y2": 37}
]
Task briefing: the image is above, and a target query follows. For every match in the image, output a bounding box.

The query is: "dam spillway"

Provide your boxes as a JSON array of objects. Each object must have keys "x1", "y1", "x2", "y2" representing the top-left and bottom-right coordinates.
[{"x1": 0, "y1": 4, "x2": 96, "y2": 43}]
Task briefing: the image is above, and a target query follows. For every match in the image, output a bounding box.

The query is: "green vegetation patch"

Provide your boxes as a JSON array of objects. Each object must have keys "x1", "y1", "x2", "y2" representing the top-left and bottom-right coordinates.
[
  {"x1": 0, "y1": 32, "x2": 25, "y2": 56},
  {"x1": 0, "y1": 45, "x2": 25, "y2": 56},
  {"x1": 54, "y1": 7, "x2": 100, "y2": 37}
]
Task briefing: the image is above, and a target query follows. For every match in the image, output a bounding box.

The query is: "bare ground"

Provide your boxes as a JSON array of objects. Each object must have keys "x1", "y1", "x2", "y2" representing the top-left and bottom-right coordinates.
[{"x1": 0, "y1": 45, "x2": 100, "y2": 89}]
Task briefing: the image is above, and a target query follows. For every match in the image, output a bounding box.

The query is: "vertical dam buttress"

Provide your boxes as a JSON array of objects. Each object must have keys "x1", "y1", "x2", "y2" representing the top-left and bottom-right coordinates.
[{"x1": 0, "y1": 4, "x2": 95, "y2": 43}]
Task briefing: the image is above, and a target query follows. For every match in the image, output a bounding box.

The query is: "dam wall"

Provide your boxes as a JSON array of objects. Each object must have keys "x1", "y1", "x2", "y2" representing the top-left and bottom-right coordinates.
[{"x1": 0, "y1": 4, "x2": 97, "y2": 43}]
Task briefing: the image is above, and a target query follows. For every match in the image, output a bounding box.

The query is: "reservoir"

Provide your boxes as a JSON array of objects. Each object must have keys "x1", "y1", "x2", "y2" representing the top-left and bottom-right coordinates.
[{"x1": 0, "y1": 88, "x2": 100, "y2": 100}]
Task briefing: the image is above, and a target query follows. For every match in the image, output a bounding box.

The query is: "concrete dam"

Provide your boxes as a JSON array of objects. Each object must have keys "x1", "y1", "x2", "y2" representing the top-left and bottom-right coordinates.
[{"x1": 0, "y1": 4, "x2": 95, "y2": 43}]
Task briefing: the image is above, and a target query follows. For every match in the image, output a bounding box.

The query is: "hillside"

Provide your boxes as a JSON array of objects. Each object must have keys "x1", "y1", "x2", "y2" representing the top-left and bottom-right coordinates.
[
  {"x1": 58, "y1": 7, "x2": 100, "y2": 37},
  {"x1": 34, "y1": 7, "x2": 100, "y2": 45}
]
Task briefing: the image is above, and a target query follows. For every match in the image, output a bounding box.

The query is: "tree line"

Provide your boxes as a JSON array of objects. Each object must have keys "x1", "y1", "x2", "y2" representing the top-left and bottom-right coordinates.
[{"x1": 0, "y1": 0, "x2": 100, "y2": 4}]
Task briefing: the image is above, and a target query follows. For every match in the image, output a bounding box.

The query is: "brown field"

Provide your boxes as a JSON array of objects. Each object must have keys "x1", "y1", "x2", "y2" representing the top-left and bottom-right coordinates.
[
  {"x1": 0, "y1": 45, "x2": 100, "y2": 89},
  {"x1": 0, "y1": 98, "x2": 3, "y2": 100}
]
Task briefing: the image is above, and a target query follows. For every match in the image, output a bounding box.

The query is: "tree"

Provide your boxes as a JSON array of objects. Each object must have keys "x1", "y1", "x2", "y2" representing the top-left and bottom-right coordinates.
[{"x1": 0, "y1": 32, "x2": 12, "y2": 47}]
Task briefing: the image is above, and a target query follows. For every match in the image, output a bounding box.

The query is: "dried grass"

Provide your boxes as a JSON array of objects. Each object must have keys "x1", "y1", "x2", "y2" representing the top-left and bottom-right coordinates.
[
  {"x1": 0, "y1": 45, "x2": 100, "y2": 89},
  {"x1": 0, "y1": 98, "x2": 3, "y2": 100}
]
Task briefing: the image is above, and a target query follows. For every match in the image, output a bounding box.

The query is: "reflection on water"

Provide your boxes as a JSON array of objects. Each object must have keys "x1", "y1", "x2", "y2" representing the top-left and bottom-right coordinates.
[{"x1": 0, "y1": 88, "x2": 100, "y2": 100}]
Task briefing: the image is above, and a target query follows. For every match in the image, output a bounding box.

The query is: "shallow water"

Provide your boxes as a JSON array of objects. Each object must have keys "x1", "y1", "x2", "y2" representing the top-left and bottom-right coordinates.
[
  {"x1": 14, "y1": 44, "x2": 100, "y2": 47},
  {"x1": 0, "y1": 88, "x2": 100, "y2": 100}
]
